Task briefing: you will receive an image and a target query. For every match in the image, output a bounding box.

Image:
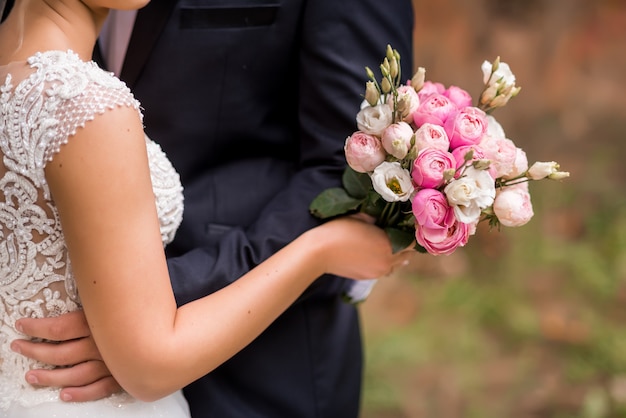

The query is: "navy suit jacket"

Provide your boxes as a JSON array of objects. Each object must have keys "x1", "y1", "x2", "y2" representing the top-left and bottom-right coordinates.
[
  {"x1": 6, "y1": 0, "x2": 414, "y2": 416},
  {"x1": 111, "y1": 1, "x2": 413, "y2": 417}
]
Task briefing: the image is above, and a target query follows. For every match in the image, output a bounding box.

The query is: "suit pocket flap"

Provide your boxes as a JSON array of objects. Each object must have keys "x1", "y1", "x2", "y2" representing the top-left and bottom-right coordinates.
[{"x1": 180, "y1": 5, "x2": 279, "y2": 29}]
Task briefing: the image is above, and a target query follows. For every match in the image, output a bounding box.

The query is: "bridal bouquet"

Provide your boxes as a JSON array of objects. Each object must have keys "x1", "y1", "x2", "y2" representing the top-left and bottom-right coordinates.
[{"x1": 310, "y1": 46, "x2": 568, "y2": 300}]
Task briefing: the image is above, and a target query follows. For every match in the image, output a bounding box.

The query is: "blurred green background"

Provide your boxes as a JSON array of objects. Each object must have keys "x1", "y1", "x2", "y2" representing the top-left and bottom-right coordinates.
[{"x1": 360, "y1": 0, "x2": 626, "y2": 417}]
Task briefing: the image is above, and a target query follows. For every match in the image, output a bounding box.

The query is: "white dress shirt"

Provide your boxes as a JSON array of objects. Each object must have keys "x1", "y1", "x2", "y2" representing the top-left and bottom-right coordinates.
[{"x1": 99, "y1": 10, "x2": 138, "y2": 76}]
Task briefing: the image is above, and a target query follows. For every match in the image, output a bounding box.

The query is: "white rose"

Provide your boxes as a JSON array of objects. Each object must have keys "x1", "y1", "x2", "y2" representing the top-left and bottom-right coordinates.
[
  {"x1": 371, "y1": 161, "x2": 415, "y2": 202},
  {"x1": 388, "y1": 85, "x2": 420, "y2": 122},
  {"x1": 360, "y1": 97, "x2": 382, "y2": 109},
  {"x1": 356, "y1": 104, "x2": 393, "y2": 136},
  {"x1": 527, "y1": 161, "x2": 559, "y2": 180},
  {"x1": 411, "y1": 67, "x2": 426, "y2": 91},
  {"x1": 482, "y1": 60, "x2": 516, "y2": 87},
  {"x1": 548, "y1": 170, "x2": 570, "y2": 180},
  {"x1": 486, "y1": 115, "x2": 506, "y2": 139},
  {"x1": 480, "y1": 60, "x2": 520, "y2": 110},
  {"x1": 444, "y1": 167, "x2": 495, "y2": 224}
]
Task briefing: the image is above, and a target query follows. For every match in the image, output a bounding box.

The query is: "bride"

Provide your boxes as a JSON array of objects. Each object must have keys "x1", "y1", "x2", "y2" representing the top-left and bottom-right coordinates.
[{"x1": 0, "y1": 1, "x2": 408, "y2": 416}]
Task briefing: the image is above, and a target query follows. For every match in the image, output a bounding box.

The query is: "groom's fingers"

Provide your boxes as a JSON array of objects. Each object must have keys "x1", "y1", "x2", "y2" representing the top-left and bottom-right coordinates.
[
  {"x1": 59, "y1": 376, "x2": 123, "y2": 403},
  {"x1": 16, "y1": 310, "x2": 90, "y2": 341},
  {"x1": 11, "y1": 336, "x2": 102, "y2": 366},
  {"x1": 24, "y1": 359, "x2": 111, "y2": 388},
  {"x1": 23, "y1": 360, "x2": 122, "y2": 402}
]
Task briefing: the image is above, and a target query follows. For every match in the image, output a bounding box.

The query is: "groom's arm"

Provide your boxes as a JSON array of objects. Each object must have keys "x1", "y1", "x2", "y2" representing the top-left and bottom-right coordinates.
[
  {"x1": 11, "y1": 311, "x2": 122, "y2": 402},
  {"x1": 167, "y1": 0, "x2": 415, "y2": 304}
]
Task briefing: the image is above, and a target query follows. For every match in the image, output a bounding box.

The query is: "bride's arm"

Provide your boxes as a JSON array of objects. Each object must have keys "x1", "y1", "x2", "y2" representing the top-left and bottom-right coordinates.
[{"x1": 38, "y1": 104, "x2": 397, "y2": 402}]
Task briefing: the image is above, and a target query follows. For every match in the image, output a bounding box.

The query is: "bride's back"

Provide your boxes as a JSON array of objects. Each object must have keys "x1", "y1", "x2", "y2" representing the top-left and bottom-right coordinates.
[
  {"x1": 0, "y1": 50, "x2": 184, "y2": 414},
  {"x1": 0, "y1": 55, "x2": 82, "y2": 408}
]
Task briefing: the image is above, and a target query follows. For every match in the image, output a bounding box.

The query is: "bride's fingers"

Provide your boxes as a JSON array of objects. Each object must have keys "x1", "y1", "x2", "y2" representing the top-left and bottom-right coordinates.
[
  {"x1": 348, "y1": 212, "x2": 376, "y2": 224},
  {"x1": 24, "y1": 359, "x2": 112, "y2": 388},
  {"x1": 392, "y1": 251, "x2": 415, "y2": 269},
  {"x1": 59, "y1": 376, "x2": 123, "y2": 403}
]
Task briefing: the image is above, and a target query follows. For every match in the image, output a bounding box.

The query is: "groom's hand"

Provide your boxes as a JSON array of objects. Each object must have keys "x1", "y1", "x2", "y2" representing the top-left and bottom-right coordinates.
[{"x1": 10, "y1": 310, "x2": 122, "y2": 402}]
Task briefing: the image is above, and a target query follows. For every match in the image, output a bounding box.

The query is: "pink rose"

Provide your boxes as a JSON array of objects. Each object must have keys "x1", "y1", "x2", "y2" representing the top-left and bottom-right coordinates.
[
  {"x1": 504, "y1": 147, "x2": 529, "y2": 179},
  {"x1": 416, "y1": 219, "x2": 469, "y2": 256},
  {"x1": 381, "y1": 121, "x2": 415, "y2": 159},
  {"x1": 445, "y1": 106, "x2": 488, "y2": 150},
  {"x1": 412, "y1": 188, "x2": 451, "y2": 242},
  {"x1": 509, "y1": 181, "x2": 529, "y2": 192},
  {"x1": 417, "y1": 81, "x2": 446, "y2": 102},
  {"x1": 414, "y1": 123, "x2": 450, "y2": 153},
  {"x1": 412, "y1": 148, "x2": 456, "y2": 189},
  {"x1": 344, "y1": 131, "x2": 386, "y2": 173},
  {"x1": 444, "y1": 85, "x2": 473, "y2": 108},
  {"x1": 479, "y1": 134, "x2": 518, "y2": 178},
  {"x1": 451, "y1": 144, "x2": 487, "y2": 172},
  {"x1": 412, "y1": 93, "x2": 457, "y2": 127},
  {"x1": 412, "y1": 189, "x2": 469, "y2": 255},
  {"x1": 493, "y1": 187, "x2": 534, "y2": 227}
]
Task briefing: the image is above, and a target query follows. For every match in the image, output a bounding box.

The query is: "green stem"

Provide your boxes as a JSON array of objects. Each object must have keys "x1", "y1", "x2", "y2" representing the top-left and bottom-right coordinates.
[{"x1": 380, "y1": 201, "x2": 396, "y2": 227}]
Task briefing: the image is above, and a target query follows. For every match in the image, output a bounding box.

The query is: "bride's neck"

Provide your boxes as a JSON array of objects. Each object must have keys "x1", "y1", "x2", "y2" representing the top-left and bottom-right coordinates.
[{"x1": 0, "y1": 1, "x2": 102, "y2": 64}]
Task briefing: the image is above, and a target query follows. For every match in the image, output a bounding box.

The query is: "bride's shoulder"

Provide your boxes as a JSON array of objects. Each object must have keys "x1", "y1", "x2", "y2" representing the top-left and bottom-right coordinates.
[
  {"x1": 29, "y1": 50, "x2": 108, "y2": 75},
  {"x1": 27, "y1": 51, "x2": 143, "y2": 163},
  {"x1": 29, "y1": 50, "x2": 136, "y2": 101}
]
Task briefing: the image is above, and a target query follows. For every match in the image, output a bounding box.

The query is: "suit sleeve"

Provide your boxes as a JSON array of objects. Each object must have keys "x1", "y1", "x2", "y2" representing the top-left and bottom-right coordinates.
[{"x1": 168, "y1": 0, "x2": 414, "y2": 305}]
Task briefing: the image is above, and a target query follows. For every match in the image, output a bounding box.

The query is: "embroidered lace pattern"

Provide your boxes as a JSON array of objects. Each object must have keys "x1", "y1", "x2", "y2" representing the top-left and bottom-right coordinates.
[{"x1": 0, "y1": 50, "x2": 184, "y2": 410}]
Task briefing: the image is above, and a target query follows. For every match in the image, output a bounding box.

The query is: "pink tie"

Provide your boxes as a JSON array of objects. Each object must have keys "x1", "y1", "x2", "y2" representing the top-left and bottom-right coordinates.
[{"x1": 100, "y1": 10, "x2": 137, "y2": 76}]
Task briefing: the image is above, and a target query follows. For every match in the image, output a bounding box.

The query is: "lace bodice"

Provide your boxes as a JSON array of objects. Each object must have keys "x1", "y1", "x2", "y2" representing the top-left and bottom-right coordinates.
[{"x1": 0, "y1": 50, "x2": 184, "y2": 410}]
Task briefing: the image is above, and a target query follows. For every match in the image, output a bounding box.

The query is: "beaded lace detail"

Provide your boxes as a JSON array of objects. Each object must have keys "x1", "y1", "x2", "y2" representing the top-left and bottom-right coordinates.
[{"x1": 0, "y1": 50, "x2": 183, "y2": 410}]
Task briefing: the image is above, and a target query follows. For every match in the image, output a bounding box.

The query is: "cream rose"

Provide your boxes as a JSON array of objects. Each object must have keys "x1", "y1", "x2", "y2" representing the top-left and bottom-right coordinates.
[
  {"x1": 482, "y1": 60, "x2": 516, "y2": 88},
  {"x1": 444, "y1": 166, "x2": 495, "y2": 224},
  {"x1": 493, "y1": 187, "x2": 534, "y2": 227},
  {"x1": 486, "y1": 115, "x2": 506, "y2": 139},
  {"x1": 356, "y1": 104, "x2": 393, "y2": 136},
  {"x1": 381, "y1": 122, "x2": 415, "y2": 159},
  {"x1": 527, "y1": 161, "x2": 560, "y2": 180}
]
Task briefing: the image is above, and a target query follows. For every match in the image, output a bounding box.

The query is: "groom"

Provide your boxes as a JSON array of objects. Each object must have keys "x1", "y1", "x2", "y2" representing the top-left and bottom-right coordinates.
[{"x1": 8, "y1": 0, "x2": 414, "y2": 416}]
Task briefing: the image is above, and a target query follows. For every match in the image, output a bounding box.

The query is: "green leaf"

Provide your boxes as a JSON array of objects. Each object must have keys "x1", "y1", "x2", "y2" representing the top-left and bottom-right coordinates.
[
  {"x1": 361, "y1": 191, "x2": 387, "y2": 220},
  {"x1": 397, "y1": 212, "x2": 416, "y2": 228},
  {"x1": 309, "y1": 188, "x2": 363, "y2": 219},
  {"x1": 413, "y1": 242, "x2": 427, "y2": 253},
  {"x1": 342, "y1": 167, "x2": 372, "y2": 199},
  {"x1": 384, "y1": 227, "x2": 416, "y2": 253}
]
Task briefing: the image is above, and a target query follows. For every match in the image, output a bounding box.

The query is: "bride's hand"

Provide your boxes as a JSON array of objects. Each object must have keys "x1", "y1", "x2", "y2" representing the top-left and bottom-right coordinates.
[
  {"x1": 11, "y1": 310, "x2": 122, "y2": 402},
  {"x1": 311, "y1": 216, "x2": 412, "y2": 280}
]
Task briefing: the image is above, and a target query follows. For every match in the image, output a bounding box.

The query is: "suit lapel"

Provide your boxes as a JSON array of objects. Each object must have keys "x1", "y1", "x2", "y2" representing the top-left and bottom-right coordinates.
[
  {"x1": 93, "y1": 40, "x2": 105, "y2": 68},
  {"x1": 120, "y1": 1, "x2": 177, "y2": 88}
]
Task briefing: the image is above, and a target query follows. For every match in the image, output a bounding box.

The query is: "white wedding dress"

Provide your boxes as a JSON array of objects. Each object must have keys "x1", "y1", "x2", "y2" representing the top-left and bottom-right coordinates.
[{"x1": 0, "y1": 51, "x2": 189, "y2": 417}]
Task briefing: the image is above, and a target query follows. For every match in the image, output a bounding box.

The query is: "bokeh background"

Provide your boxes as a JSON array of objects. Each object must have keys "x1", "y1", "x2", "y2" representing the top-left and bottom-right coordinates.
[{"x1": 360, "y1": 0, "x2": 626, "y2": 417}]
